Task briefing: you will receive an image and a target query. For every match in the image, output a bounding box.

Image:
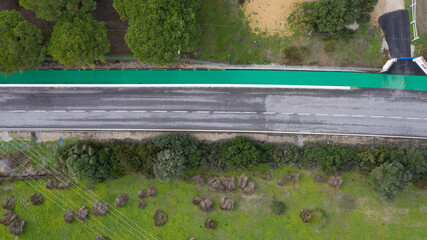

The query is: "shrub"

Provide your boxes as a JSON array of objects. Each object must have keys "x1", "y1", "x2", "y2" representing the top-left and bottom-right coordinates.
[
  {"x1": 284, "y1": 46, "x2": 304, "y2": 64},
  {"x1": 301, "y1": 145, "x2": 326, "y2": 167},
  {"x1": 58, "y1": 142, "x2": 111, "y2": 182},
  {"x1": 110, "y1": 141, "x2": 155, "y2": 177},
  {"x1": 391, "y1": 147, "x2": 427, "y2": 180},
  {"x1": 48, "y1": 14, "x2": 110, "y2": 68},
  {"x1": 359, "y1": 146, "x2": 392, "y2": 173},
  {"x1": 19, "y1": 0, "x2": 96, "y2": 21},
  {"x1": 301, "y1": 145, "x2": 359, "y2": 173},
  {"x1": 153, "y1": 133, "x2": 201, "y2": 167},
  {"x1": 0, "y1": 10, "x2": 45, "y2": 76},
  {"x1": 263, "y1": 143, "x2": 299, "y2": 167},
  {"x1": 370, "y1": 161, "x2": 412, "y2": 202},
  {"x1": 271, "y1": 201, "x2": 285, "y2": 215},
  {"x1": 153, "y1": 149, "x2": 186, "y2": 182},
  {"x1": 324, "y1": 40, "x2": 338, "y2": 54},
  {"x1": 199, "y1": 141, "x2": 225, "y2": 171},
  {"x1": 219, "y1": 136, "x2": 262, "y2": 170}
]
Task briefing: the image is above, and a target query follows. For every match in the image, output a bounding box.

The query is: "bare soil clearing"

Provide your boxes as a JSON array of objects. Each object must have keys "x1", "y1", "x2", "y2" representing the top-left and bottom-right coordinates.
[
  {"x1": 244, "y1": 0, "x2": 313, "y2": 36},
  {"x1": 370, "y1": 0, "x2": 405, "y2": 26}
]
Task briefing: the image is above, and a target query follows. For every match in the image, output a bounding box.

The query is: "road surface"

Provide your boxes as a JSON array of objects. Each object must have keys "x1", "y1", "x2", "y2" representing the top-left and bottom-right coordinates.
[{"x1": 0, "y1": 87, "x2": 426, "y2": 138}]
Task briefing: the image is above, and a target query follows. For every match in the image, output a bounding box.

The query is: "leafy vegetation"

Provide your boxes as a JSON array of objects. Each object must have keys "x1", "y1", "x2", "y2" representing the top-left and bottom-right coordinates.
[
  {"x1": 153, "y1": 149, "x2": 186, "y2": 182},
  {"x1": 219, "y1": 136, "x2": 262, "y2": 170},
  {"x1": 370, "y1": 161, "x2": 413, "y2": 201},
  {"x1": 153, "y1": 133, "x2": 201, "y2": 167},
  {"x1": 48, "y1": 14, "x2": 110, "y2": 68},
  {"x1": 0, "y1": 10, "x2": 44, "y2": 76},
  {"x1": 19, "y1": 0, "x2": 96, "y2": 21},
  {"x1": 288, "y1": 0, "x2": 378, "y2": 34},
  {"x1": 115, "y1": 0, "x2": 202, "y2": 65},
  {"x1": 271, "y1": 200, "x2": 285, "y2": 215}
]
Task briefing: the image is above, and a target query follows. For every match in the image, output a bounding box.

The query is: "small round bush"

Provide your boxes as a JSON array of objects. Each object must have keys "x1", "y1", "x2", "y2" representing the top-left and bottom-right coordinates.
[
  {"x1": 271, "y1": 201, "x2": 285, "y2": 215},
  {"x1": 153, "y1": 149, "x2": 186, "y2": 182}
]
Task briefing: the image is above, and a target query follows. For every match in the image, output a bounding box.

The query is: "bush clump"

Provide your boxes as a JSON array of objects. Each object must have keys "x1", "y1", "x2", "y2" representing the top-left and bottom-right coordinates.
[
  {"x1": 110, "y1": 140, "x2": 155, "y2": 177},
  {"x1": 153, "y1": 149, "x2": 186, "y2": 182},
  {"x1": 271, "y1": 200, "x2": 285, "y2": 215},
  {"x1": 370, "y1": 161, "x2": 412, "y2": 202},
  {"x1": 153, "y1": 133, "x2": 201, "y2": 167},
  {"x1": 219, "y1": 136, "x2": 262, "y2": 170},
  {"x1": 57, "y1": 142, "x2": 111, "y2": 183}
]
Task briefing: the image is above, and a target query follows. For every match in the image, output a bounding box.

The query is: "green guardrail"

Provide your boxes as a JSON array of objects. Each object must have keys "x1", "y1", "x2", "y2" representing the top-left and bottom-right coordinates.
[{"x1": 1, "y1": 70, "x2": 426, "y2": 91}]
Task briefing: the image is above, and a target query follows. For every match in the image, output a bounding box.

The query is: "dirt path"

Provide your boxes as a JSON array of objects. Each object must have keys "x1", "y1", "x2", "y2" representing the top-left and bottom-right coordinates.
[
  {"x1": 244, "y1": 0, "x2": 312, "y2": 36},
  {"x1": 370, "y1": 0, "x2": 405, "y2": 26},
  {"x1": 416, "y1": 0, "x2": 427, "y2": 34}
]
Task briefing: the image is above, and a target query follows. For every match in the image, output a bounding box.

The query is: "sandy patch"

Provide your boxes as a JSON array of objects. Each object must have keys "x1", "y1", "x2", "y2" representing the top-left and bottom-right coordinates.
[
  {"x1": 370, "y1": 0, "x2": 405, "y2": 26},
  {"x1": 244, "y1": 0, "x2": 313, "y2": 36}
]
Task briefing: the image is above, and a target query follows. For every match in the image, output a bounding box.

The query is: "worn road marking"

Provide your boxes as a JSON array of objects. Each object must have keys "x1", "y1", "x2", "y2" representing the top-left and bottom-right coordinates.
[
  {"x1": 407, "y1": 117, "x2": 421, "y2": 120},
  {"x1": 172, "y1": 110, "x2": 188, "y2": 113},
  {"x1": 370, "y1": 115, "x2": 384, "y2": 118},
  {"x1": 297, "y1": 113, "x2": 311, "y2": 116},
  {"x1": 263, "y1": 112, "x2": 277, "y2": 115},
  {"x1": 351, "y1": 115, "x2": 365, "y2": 118},
  {"x1": 92, "y1": 110, "x2": 106, "y2": 113},
  {"x1": 130, "y1": 110, "x2": 147, "y2": 113},
  {"x1": 9, "y1": 110, "x2": 26, "y2": 113},
  {"x1": 196, "y1": 111, "x2": 210, "y2": 114},
  {"x1": 333, "y1": 114, "x2": 348, "y2": 117},
  {"x1": 50, "y1": 110, "x2": 66, "y2": 113},
  {"x1": 388, "y1": 116, "x2": 402, "y2": 119},
  {"x1": 315, "y1": 113, "x2": 329, "y2": 116},
  {"x1": 32, "y1": 110, "x2": 46, "y2": 113}
]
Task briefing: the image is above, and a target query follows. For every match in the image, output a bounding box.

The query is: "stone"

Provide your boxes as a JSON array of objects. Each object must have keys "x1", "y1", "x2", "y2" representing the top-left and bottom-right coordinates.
[
  {"x1": 204, "y1": 218, "x2": 216, "y2": 229},
  {"x1": 277, "y1": 178, "x2": 285, "y2": 186},
  {"x1": 153, "y1": 209, "x2": 168, "y2": 227},
  {"x1": 76, "y1": 206, "x2": 89, "y2": 221},
  {"x1": 220, "y1": 197, "x2": 234, "y2": 211},
  {"x1": 95, "y1": 235, "x2": 109, "y2": 240},
  {"x1": 242, "y1": 181, "x2": 255, "y2": 194},
  {"x1": 57, "y1": 181, "x2": 71, "y2": 189},
  {"x1": 138, "y1": 189, "x2": 147, "y2": 199},
  {"x1": 146, "y1": 186, "x2": 157, "y2": 197},
  {"x1": 237, "y1": 175, "x2": 249, "y2": 189},
  {"x1": 30, "y1": 193, "x2": 44, "y2": 206},
  {"x1": 115, "y1": 194, "x2": 128, "y2": 208},
  {"x1": 192, "y1": 197, "x2": 202, "y2": 205},
  {"x1": 207, "y1": 177, "x2": 225, "y2": 192},
  {"x1": 0, "y1": 159, "x2": 11, "y2": 174},
  {"x1": 313, "y1": 175, "x2": 324, "y2": 183},
  {"x1": 300, "y1": 208, "x2": 312, "y2": 223},
  {"x1": 199, "y1": 199, "x2": 213, "y2": 212},
  {"x1": 45, "y1": 179, "x2": 58, "y2": 189},
  {"x1": 10, "y1": 219, "x2": 25, "y2": 235},
  {"x1": 93, "y1": 201, "x2": 109, "y2": 216},
  {"x1": 285, "y1": 173, "x2": 300, "y2": 184},
  {"x1": 192, "y1": 174, "x2": 204, "y2": 185},
  {"x1": 138, "y1": 199, "x2": 146, "y2": 209},
  {"x1": 2, "y1": 197, "x2": 15, "y2": 210},
  {"x1": 327, "y1": 176, "x2": 343, "y2": 189},
  {"x1": 261, "y1": 173, "x2": 271, "y2": 180},
  {"x1": 0, "y1": 209, "x2": 17, "y2": 226},
  {"x1": 219, "y1": 176, "x2": 235, "y2": 191},
  {"x1": 64, "y1": 210, "x2": 74, "y2": 223},
  {"x1": 188, "y1": 238, "x2": 196, "y2": 240}
]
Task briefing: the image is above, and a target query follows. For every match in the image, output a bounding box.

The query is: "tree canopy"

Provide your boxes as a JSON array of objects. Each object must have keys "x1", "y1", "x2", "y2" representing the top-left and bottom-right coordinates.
[
  {"x1": 19, "y1": 0, "x2": 96, "y2": 21},
  {"x1": 48, "y1": 14, "x2": 110, "y2": 68},
  {"x1": 288, "y1": 0, "x2": 378, "y2": 34},
  {"x1": 114, "y1": 0, "x2": 202, "y2": 65},
  {"x1": 0, "y1": 10, "x2": 45, "y2": 76}
]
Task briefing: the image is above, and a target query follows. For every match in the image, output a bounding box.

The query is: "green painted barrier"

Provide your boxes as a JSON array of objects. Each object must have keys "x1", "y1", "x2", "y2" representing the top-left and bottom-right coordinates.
[{"x1": 1, "y1": 70, "x2": 426, "y2": 91}]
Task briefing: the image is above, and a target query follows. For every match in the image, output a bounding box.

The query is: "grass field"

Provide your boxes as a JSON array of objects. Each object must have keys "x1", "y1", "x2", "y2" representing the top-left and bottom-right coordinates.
[
  {"x1": 197, "y1": 0, "x2": 385, "y2": 68},
  {"x1": 1, "y1": 162, "x2": 425, "y2": 239}
]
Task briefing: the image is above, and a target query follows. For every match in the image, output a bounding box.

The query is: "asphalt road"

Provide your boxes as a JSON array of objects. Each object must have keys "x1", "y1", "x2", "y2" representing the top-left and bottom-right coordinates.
[
  {"x1": 0, "y1": 87, "x2": 427, "y2": 138},
  {"x1": 379, "y1": 10, "x2": 411, "y2": 58}
]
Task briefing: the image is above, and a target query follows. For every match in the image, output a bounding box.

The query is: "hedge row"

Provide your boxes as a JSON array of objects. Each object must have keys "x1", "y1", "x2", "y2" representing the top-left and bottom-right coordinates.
[{"x1": 56, "y1": 134, "x2": 427, "y2": 201}]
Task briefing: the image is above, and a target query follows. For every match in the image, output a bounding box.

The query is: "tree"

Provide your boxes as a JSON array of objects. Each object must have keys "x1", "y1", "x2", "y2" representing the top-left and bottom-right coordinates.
[
  {"x1": 288, "y1": 0, "x2": 378, "y2": 34},
  {"x1": 370, "y1": 161, "x2": 412, "y2": 202},
  {"x1": 0, "y1": 10, "x2": 44, "y2": 76},
  {"x1": 153, "y1": 149, "x2": 186, "y2": 182},
  {"x1": 19, "y1": 0, "x2": 96, "y2": 21},
  {"x1": 59, "y1": 143, "x2": 112, "y2": 182},
  {"x1": 48, "y1": 14, "x2": 110, "y2": 68},
  {"x1": 219, "y1": 136, "x2": 262, "y2": 170},
  {"x1": 153, "y1": 133, "x2": 201, "y2": 167},
  {"x1": 115, "y1": 0, "x2": 202, "y2": 65},
  {"x1": 391, "y1": 147, "x2": 427, "y2": 180}
]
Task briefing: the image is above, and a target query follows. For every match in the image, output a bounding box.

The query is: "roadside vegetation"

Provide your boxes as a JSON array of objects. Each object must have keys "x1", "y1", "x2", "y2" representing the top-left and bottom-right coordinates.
[
  {"x1": 0, "y1": 0, "x2": 386, "y2": 76},
  {"x1": 0, "y1": 135, "x2": 426, "y2": 239}
]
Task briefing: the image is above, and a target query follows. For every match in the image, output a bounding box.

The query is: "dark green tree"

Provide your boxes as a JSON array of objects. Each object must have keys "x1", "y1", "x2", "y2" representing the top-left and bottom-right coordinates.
[
  {"x1": 219, "y1": 136, "x2": 262, "y2": 170},
  {"x1": 153, "y1": 133, "x2": 201, "y2": 167},
  {"x1": 0, "y1": 10, "x2": 44, "y2": 76},
  {"x1": 391, "y1": 147, "x2": 427, "y2": 180},
  {"x1": 370, "y1": 161, "x2": 412, "y2": 202},
  {"x1": 115, "y1": 0, "x2": 202, "y2": 65},
  {"x1": 19, "y1": 0, "x2": 96, "y2": 21},
  {"x1": 48, "y1": 14, "x2": 110, "y2": 68}
]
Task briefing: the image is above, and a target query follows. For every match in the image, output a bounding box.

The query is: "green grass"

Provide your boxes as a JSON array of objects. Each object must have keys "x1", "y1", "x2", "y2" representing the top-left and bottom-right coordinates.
[
  {"x1": 196, "y1": 0, "x2": 385, "y2": 68},
  {"x1": 1, "y1": 164, "x2": 425, "y2": 239}
]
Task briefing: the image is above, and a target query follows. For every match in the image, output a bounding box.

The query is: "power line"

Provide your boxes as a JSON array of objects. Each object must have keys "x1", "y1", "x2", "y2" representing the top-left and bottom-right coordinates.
[
  {"x1": 0, "y1": 149, "x2": 117, "y2": 240},
  {"x1": 11, "y1": 140, "x2": 157, "y2": 240}
]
